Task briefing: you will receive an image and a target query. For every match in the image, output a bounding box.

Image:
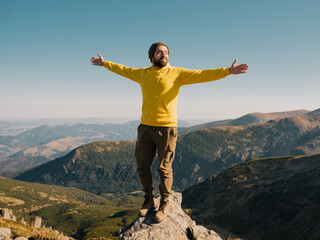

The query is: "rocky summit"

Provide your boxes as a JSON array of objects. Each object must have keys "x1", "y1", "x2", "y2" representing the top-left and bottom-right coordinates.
[{"x1": 119, "y1": 192, "x2": 221, "y2": 240}]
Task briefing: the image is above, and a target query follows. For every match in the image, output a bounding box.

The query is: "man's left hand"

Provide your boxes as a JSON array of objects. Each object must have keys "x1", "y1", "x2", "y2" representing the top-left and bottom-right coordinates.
[{"x1": 230, "y1": 59, "x2": 248, "y2": 74}]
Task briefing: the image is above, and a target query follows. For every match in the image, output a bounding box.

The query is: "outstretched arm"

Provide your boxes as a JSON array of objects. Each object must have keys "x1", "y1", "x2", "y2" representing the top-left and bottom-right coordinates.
[
  {"x1": 229, "y1": 59, "x2": 248, "y2": 74},
  {"x1": 90, "y1": 53, "x2": 144, "y2": 84},
  {"x1": 91, "y1": 54, "x2": 105, "y2": 66}
]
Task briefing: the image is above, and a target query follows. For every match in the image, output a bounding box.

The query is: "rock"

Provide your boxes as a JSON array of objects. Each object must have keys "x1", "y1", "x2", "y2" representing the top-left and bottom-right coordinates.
[
  {"x1": 29, "y1": 216, "x2": 42, "y2": 228},
  {"x1": 0, "y1": 208, "x2": 16, "y2": 221},
  {"x1": 187, "y1": 226, "x2": 222, "y2": 240},
  {"x1": 14, "y1": 237, "x2": 28, "y2": 240},
  {"x1": 119, "y1": 192, "x2": 222, "y2": 240},
  {"x1": 0, "y1": 228, "x2": 11, "y2": 240},
  {"x1": 20, "y1": 218, "x2": 27, "y2": 225}
]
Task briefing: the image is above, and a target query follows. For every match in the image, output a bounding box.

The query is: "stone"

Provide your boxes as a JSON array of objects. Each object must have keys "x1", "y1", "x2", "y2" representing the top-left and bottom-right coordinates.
[
  {"x1": 0, "y1": 208, "x2": 16, "y2": 221},
  {"x1": 20, "y1": 218, "x2": 27, "y2": 225},
  {"x1": 187, "y1": 225, "x2": 222, "y2": 240},
  {"x1": 30, "y1": 216, "x2": 42, "y2": 228},
  {"x1": 119, "y1": 192, "x2": 222, "y2": 240},
  {"x1": 14, "y1": 237, "x2": 28, "y2": 240},
  {"x1": 0, "y1": 228, "x2": 11, "y2": 240}
]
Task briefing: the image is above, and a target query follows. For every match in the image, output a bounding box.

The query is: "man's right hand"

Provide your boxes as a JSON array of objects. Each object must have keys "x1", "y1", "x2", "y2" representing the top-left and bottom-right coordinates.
[{"x1": 91, "y1": 54, "x2": 105, "y2": 66}]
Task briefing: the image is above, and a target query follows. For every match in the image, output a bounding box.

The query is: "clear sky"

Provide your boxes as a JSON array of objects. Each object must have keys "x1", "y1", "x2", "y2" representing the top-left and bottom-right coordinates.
[{"x1": 1, "y1": 0, "x2": 319, "y2": 121}]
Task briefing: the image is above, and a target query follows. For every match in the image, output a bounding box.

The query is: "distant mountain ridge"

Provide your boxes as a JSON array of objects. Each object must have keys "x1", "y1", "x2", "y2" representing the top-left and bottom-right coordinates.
[
  {"x1": 0, "y1": 121, "x2": 140, "y2": 160},
  {"x1": 230, "y1": 109, "x2": 309, "y2": 125},
  {"x1": 173, "y1": 110, "x2": 320, "y2": 189},
  {"x1": 15, "y1": 110, "x2": 320, "y2": 195},
  {"x1": 2, "y1": 109, "x2": 316, "y2": 174},
  {"x1": 0, "y1": 119, "x2": 199, "y2": 170},
  {"x1": 178, "y1": 109, "x2": 309, "y2": 135},
  {"x1": 182, "y1": 153, "x2": 320, "y2": 240}
]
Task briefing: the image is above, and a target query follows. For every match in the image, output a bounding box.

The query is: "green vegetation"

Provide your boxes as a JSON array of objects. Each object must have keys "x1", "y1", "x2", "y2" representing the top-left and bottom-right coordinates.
[
  {"x1": 0, "y1": 177, "x2": 143, "y2": 239},
  {"x1": 15, "y1": 141, "x2": 143, "y2": 195}
]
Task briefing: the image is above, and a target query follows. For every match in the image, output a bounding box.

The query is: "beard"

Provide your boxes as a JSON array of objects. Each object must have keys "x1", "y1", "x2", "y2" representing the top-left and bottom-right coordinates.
[{"x1": 153, "y1": 56, "x2": 168, "y2": 68}]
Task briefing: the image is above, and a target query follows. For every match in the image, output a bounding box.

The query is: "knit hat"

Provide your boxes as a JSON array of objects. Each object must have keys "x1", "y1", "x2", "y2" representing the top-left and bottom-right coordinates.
[{"x1": 148, "y1": 42, "x2": 169, "y2": 63}]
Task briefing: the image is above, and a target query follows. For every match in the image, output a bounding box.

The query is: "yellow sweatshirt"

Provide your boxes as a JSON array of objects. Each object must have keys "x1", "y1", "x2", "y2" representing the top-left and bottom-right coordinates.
[{"x1": 104, "y1": 61, "x2": 230, "y2": 127}]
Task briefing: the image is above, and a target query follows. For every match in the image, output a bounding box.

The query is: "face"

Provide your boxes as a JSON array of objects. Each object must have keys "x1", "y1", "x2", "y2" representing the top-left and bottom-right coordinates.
[{"x1": 153, "y1": 45, "x2": 169, "y2": 68}]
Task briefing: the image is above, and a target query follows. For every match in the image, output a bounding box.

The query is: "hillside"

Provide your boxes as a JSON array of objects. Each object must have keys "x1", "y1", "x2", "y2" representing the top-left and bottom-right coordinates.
[
  {"x1": 182, "y1": 153, "x2": 320, "y2": 240},
  {"x1": 15, "y1": 141, "x2": 145, "y2": 195},
  {"x1": 0, "y1": 177, "x2": 142, "y2": 239},
  {"x1": 172, "y1": 111, "x2": 320, "y2": 190}
]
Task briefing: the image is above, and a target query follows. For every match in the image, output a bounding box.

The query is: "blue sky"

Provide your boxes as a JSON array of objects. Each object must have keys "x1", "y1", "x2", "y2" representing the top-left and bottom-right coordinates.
[{"x1": 1, "y1": 0, "x2": 319, "y2": 120}]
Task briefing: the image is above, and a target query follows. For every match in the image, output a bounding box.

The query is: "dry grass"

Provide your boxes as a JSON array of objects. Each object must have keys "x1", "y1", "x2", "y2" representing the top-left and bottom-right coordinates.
[
  {"x1": 227, "y1": 237, "x2": 243, "y2": 240},
  {"x1": 0, "y1": 218, "x2": 74, "y2": 240}
]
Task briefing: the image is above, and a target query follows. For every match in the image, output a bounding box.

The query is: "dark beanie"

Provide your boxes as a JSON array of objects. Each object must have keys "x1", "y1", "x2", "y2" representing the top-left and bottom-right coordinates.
[{"x1": 148, "y1": 42, "x2": 169, "y2": 63}]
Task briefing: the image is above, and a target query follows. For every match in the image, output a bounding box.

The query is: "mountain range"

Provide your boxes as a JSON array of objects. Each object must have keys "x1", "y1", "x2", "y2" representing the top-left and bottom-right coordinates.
[
  {"x1": 173, "y1": 109, "x2": 320, "y2": 189},
  {"x1": 178, "y1": 109, "x2": 309, "y2": 135},
  {"x1": 2, "y1": 108, "x2": 320, "y2": 239},
  {"x1": 0, "y1": 121, "x2": 139, "y2": 173},
  {"x1": 14, "y1": 109, "x2": 320, "y2": 195},
  {"x1": 1, "y1": 109, "x2": 316, "y2": 174}
]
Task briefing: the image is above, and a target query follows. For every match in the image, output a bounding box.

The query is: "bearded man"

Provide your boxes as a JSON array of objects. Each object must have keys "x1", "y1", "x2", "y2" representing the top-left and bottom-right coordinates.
[{"x1": 91, "y1": 42, "x2": 248, "y2": 223}]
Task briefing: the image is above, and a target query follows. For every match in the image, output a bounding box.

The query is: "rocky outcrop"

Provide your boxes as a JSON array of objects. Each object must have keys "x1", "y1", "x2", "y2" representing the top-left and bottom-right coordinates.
[
  {"x1": 119, "y1": 192, "x2": 222, "y2": 240},
  {"x1": 29, "y1": 216, "x2": 42, "y2": 228},
  {"x1": 0, "y1": 209, "x2": 16, "y2": 221},
  {"x1": 0, "y1": 209, "x2": 73, "y2": 240}
]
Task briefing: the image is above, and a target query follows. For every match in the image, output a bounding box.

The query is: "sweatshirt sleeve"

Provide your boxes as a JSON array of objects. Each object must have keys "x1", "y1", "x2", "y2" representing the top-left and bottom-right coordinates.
[
  {"x1": 178, "y1": 67, "x2": 231, "y2": 86},
  {"x1": 104, "y1": 61, "x2": 143, "y2": 84}
]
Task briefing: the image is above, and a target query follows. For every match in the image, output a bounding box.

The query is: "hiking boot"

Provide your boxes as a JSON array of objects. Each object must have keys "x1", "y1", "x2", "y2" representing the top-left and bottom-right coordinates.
[
  {"x1": 138, "y1": 197, "x2": 156, "y2": 217},
  {"x1": 154, "y1": 200, "x2": 169, "y2": 223}
]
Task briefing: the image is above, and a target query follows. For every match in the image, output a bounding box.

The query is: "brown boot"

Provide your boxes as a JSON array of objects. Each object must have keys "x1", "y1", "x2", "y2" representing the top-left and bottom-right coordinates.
[
  {"x1": 154, "y1": 200, "x2": 169, "y2": 223},
  {"x1": 138, "y1": 197, "x2": 156, "y2": 217}
]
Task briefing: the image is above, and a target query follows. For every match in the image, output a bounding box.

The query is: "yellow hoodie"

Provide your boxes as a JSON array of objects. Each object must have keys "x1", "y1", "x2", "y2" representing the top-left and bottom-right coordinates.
[{"x1": 104, "y1": 61, "x2": 230, "y2": 127}]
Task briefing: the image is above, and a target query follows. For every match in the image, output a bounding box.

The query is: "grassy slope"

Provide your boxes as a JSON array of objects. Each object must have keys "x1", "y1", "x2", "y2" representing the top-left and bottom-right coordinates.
[
  {"x1": 0, "y1": 177, "x2": 142, "y2": 240},
  {"x1": 182, "y1": 154, "x2": 320, "y2": 240}
]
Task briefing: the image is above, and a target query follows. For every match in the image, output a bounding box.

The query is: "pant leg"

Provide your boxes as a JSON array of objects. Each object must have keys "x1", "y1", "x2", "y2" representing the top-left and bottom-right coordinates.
[
  {"x1": 153, "y1": 127, "x2": 178, "y2": 202},
  {"x1": 135, "y1": 124, "x2": 156, "y2": 198}
]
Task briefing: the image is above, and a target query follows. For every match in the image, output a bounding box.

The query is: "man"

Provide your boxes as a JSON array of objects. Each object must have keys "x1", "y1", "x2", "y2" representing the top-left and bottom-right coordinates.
[{"x1": 91, "y1": 42, "x2": 248, "y2": 223}]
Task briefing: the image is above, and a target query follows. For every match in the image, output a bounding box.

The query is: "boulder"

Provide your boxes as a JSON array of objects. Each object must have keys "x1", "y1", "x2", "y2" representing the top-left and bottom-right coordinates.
[
  {"x1": 0, "y1": 228, "x2": 11, "y2": 240},
  {"x1": 0, "y1": 209, "x2": 16, "y2": 221},
  {"x1": 119, "y1": 192, "x2": 222, "y2": 240},
  {"x1": 29, "y1": 216, "x2": 42, "y2": 228}
]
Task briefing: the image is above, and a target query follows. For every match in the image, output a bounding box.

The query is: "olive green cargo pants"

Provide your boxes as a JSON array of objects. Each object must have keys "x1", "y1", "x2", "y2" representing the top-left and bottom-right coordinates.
[{"x1": 135, "y1": 124, "x2": 177, "y2": 202}]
